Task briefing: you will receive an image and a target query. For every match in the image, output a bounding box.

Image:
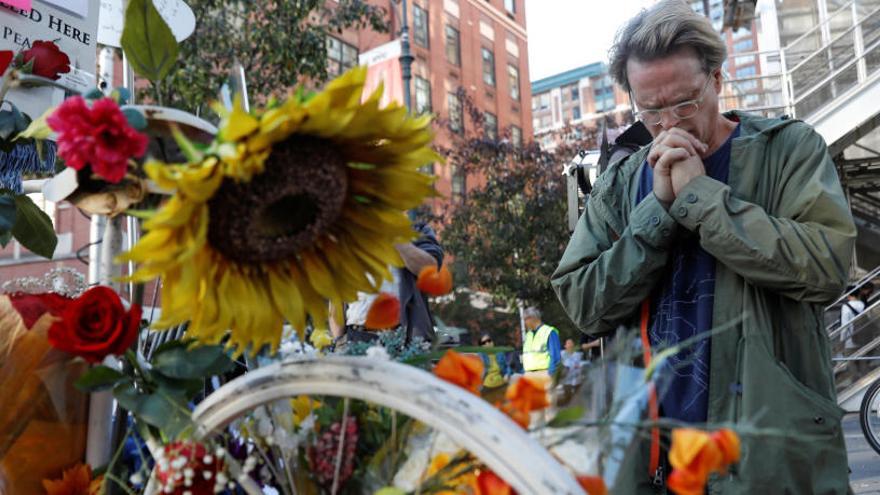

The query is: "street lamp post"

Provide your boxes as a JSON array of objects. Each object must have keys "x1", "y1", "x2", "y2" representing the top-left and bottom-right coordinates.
[{"x1": 399, "y1": 0, "x2": 415, "y2": 114}]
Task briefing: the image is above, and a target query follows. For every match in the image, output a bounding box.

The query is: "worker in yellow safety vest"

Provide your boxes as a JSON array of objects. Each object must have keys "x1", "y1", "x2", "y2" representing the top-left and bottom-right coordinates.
[{"x1": 521, "y1": 306, "x2": 561, "y2": 378}]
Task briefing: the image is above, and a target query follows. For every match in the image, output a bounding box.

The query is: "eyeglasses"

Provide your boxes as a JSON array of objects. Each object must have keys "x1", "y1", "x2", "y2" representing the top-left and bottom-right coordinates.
[
  {"x1": 634, "y1": 76, "x2": 714, "y2": 126},
  {"x1": 480, "y1": 339, "x2": 492, "y2": 345}
]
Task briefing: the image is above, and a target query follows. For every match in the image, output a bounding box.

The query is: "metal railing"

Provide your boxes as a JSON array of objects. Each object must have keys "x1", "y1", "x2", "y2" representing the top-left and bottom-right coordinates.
[
  {"x1": 719, "y1": 0, "x2": 880, "y2": 123},
  {"x1": 826, "y1": 265, "x2": 880, "y2": 313}
]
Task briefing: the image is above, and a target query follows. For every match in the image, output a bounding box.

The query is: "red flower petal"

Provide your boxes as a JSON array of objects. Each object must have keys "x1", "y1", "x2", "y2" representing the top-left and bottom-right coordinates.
[
  {"x1": 21, "y1": 40, "x2": 70, "y2": 80},
  {"x1": 9, "y1": 292, "x2": 72, "y2": 328},
  {"x1": 364, "y1": 292, "x2": 400, "y2": 330},
  {"x1": 47, "y1": 286, "x2": 141, "y2": 363},
  {"x1": 0, "y1": 51, "x2": 13, "y2": 75},
  {"x1": 47, "y1": 96, "x2": 147, "y2": 183}
]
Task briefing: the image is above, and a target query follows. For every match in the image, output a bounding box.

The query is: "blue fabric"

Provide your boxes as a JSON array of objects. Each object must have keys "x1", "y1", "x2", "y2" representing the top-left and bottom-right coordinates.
[
  {"x1": 480, "y1": 352, "x2": 511, "y2": 377},
  {"x1": 635, "y1": 126, "x2": 739, "y2": 423},
  {"x1": 547, "y1": 328, "x2": 562, "y2": 375},
  {"x1": 0, "y1": 141, "x2": 57, "y2": 193}
]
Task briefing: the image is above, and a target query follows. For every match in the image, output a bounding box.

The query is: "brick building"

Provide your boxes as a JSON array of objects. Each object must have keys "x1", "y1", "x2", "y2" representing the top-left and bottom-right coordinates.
[{"x1": 332, "y1": 0, "x2": 533, "y2": 204}]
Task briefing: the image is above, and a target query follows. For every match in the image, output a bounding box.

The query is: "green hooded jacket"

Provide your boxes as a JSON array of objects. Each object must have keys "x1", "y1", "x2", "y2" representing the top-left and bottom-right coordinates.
[{"x1": 551, "y1": 111, "x2": 857, "y2": 494}]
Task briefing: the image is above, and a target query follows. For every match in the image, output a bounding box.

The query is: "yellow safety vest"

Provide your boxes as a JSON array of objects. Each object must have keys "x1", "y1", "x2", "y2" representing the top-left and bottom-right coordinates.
[{"x1": 523, "y1": 324, "x2": 558, "y2": 371}]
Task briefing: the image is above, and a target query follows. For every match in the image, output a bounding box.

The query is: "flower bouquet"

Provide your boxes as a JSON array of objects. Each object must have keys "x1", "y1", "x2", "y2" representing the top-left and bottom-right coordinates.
[{"x1": 0, "y1": 286, "x2": 140, "y2": 493}]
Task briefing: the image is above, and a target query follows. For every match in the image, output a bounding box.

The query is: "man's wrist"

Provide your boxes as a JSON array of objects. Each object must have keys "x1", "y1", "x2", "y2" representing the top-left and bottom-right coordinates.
[{"x1": 653, "y1": 192, "x2": 673, "y2": 210}]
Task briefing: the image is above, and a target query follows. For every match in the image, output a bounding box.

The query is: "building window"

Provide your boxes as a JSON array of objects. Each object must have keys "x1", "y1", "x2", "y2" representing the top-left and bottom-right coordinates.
[
  {"x1": 445, "y1": 25, "x2": 461, "y2": 66},
  {"x1": 326, "y1": 36, "x2": 358, "y2": 77},
  {"x1": 537, "y1": 92, "x2": 550, "y2": 110},
  {"x1": 507, "y1": 64, "x2": 520, "y2": 100},
  {"x1": 733, "y1": 38, "x2": 753, "y2": 52},
  {"x1": 452, "y1": 167, "x2": 466, "y2": 200},
  {"x1": 572, "y1": 106, "x2": 581, "y2": 120},
  {"x1": 484, "y1": 112, "x2": 497, "y2": 140},
  {"x1": 504, "y1": 0, "x2": 516, "y2": 14},
  {"x1": 448, "y1": 92, "x2": 463, "y2": 133},
  {"x1": 570, "y1": 84, "x2": 579, "y2": 101},
  {"x1": 481, "y1": 47, "x2": 496, "y2": 86},
  {"x1": 510, "y1": 125, "x2": 522, "y2": 148},
  {"x1": 735, "y1": 65, "x2": 756, "y2": 78},
  {"x1": 413, "y1": 5, "x2": 429, "y2": 48},
  {"x1": 415, "y1": 76, "x2": 432, "y2": 114}
]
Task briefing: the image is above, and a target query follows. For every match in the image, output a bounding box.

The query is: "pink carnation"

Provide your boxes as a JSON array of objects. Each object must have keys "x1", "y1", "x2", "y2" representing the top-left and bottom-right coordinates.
[{"x1": 47, "y1": 96, "x2": 149, "y2": 183}]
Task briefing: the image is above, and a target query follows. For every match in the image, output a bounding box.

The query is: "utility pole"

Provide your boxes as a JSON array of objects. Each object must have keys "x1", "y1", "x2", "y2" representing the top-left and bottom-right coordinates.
[{"x1": 399, "y1": 0, "x2": 415, "y2": 114}]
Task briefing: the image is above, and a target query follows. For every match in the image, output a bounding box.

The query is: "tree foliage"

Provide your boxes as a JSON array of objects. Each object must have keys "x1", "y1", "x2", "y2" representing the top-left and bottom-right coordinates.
[
  {"x1": 437, "y1": 89, "x2": 619, "y2": 340},
  {"x1": 145, "y1": 0, "x2": 389, "y2": 113}
]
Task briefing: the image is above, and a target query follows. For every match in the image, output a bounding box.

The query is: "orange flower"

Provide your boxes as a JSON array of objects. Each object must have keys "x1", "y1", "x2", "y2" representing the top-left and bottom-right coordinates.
[
  {"x1": 667, "y1": 428, "x2": 740, "y2": 495},
  {"x1": 434, "y1": 349, "x2": 483, "y2": 394},
  {"x1": 498, "y1": 401, "x2": 531, "y2": 429},
  {"x1": 474, "y1": 469, "x2": 513, "y2": 495},
  {"x1": 576, "y1": 475, "x2": 608, "y2": 495},
  {"x1": 666, "y1": 468, "x2": 704, "y2": 495},
  {"x1": 711, "y1": 428, "x2": 741, "y2": 467},
  {"x1": 417, "y1": 264, "x2": 453, "y2": 296},
  {"x1": 42, "y1": 463, "x2": 93, "y2": 495},
  {"x1": 505, "y1": 375, "x2": 550, "y2": 413},
  {"x1": 364, "y1": 292, "x2": 400, "y2": 330}
]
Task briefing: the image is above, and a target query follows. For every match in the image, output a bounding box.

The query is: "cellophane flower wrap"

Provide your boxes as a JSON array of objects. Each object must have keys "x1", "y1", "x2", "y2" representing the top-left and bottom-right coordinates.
[{"x1": 0, "y1": 292, "x2": 88, "y2": 494}]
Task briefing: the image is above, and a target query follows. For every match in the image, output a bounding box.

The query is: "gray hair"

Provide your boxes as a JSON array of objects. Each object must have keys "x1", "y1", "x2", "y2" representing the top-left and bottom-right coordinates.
[
  {"x1": 608, "y1": 0, "x2": 727, "y2": 92},
  {"x1": 523, "y1": 307, "x2": 541, "y2": 320}
]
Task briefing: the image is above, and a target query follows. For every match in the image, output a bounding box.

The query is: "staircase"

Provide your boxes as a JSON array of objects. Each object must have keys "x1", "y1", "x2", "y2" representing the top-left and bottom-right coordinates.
[
  {"x1": 720, "y1": 0, "x2": 880, "y2": 148},
  {"x1": 826, "y1": 267, "x2": 880, "y2": 411}
]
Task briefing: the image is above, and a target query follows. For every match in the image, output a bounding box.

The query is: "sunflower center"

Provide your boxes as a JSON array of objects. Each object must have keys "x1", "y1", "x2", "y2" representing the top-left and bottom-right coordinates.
[{"x1": 207, "y1": 136, "x2": 348, "y2": 264}]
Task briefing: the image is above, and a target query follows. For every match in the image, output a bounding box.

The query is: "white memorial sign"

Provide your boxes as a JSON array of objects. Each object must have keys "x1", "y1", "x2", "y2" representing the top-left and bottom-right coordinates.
[{"x1": 0, "y1": 0, "x2": 99, "y2": 119}]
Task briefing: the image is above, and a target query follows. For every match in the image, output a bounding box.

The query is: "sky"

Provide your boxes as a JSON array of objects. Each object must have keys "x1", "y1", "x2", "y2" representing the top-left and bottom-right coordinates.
[{"x1": 524, "y1": 0, "x2": 650, "y2": 82}]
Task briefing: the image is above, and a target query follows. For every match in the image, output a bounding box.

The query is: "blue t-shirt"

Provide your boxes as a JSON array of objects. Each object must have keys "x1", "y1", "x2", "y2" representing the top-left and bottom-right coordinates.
[{"x1": 635, "y1": 125, "x2": 739, "y2": 423}]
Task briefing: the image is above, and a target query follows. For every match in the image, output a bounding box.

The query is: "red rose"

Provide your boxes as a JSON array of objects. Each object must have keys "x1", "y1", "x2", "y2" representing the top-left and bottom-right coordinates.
[
  {"x1": 47, "y1": 96, "x2": 149, "y2": 183},
  {"x1": 20, "y1": 40, "x2": 70, "y2": 80},
  {"x1": 47, "y1": 286, "x2": 142, "y2": 363},
  {"x1": 0, "y1": 50, "x2": 13, "y2": 75}
]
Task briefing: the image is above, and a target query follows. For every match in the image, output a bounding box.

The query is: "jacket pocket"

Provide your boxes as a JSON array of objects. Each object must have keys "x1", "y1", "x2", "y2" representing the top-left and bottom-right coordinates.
[{"x1": 729, "y1": 335, "x2": 848, "y2": 495}]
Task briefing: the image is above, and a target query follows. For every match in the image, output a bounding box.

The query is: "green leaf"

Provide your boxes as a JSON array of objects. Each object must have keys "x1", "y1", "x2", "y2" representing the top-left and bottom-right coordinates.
[
  {"x1": 75, "y1": 366, "x2": 129, "y2": 392},
  {"x1": 113, "y1": 382, "x2": 192, "y2": 438},
  {"x1": 547, "y1": 406, "x2": 585, "y2": 428},
  {"x1": 11, "y1": 194, "x2": 56, "y2": 259},
  {"x1": 0, "y1": 231, "x2": 11, "y2": 248},
  {"x1": 0, "y1": 111, "x2": 18, "y2": 141},
  {"x1": 122, "y1": 108, "x2": 147, "y2": 131},
  {"x1": 152, "y1": 344, "x2": 234, "y2": 379},
  {"x1": 0, "y1": 194, "x2": 16, "y2": 237},
  {"x1": 120, "y1": 0, "x2": 180, "y2": 82}
]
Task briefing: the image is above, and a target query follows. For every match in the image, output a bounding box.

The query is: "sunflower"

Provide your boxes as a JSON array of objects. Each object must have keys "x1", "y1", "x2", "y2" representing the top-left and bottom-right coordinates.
[{"x1": 119, "y1": 67, "x2": 439, "y2": 354}]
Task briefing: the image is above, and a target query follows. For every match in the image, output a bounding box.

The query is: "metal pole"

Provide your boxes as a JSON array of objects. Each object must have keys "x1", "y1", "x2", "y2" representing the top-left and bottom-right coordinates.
[
  {"x1": 85, "y1": 216, "x2": 123, "y2": 467},
  {"x1": 399, "y1": 0, "x2": 414, "y2": 114}
]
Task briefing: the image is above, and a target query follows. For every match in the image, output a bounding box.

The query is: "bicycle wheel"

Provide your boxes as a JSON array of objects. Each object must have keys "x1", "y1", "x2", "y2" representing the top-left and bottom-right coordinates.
[{"x1": 859, "y1": 377, "x2": 880, "y2": 455}]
